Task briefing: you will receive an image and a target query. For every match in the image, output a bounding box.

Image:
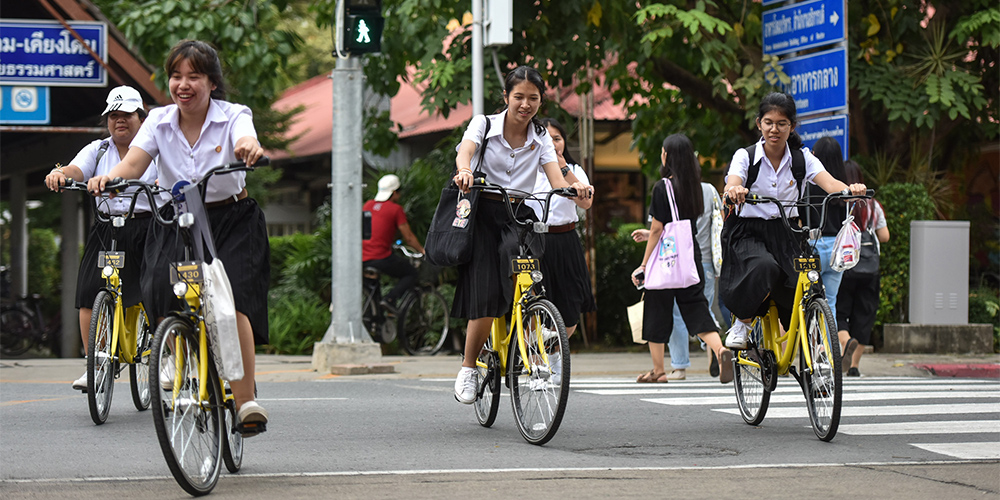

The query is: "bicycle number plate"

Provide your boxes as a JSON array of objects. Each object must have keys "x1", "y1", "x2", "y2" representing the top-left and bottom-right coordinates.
[
  {"x1": 170, "y1": 261, "x2": 204, "y2": 284},
  {"x1": 97, "y1": 251, "x2": 125, "y2": 269},
  {"x1": 511, "y1": 258, "x2": 539, "y2": 274},
  {"x1": 793, "y1": 257, "x2": 819, "y2": 272}
]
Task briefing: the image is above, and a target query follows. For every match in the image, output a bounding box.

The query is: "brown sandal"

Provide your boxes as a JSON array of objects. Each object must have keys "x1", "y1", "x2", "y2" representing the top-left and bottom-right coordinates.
[{"x1": 637, "y1": 370, "x2": 668, "y2": 383}]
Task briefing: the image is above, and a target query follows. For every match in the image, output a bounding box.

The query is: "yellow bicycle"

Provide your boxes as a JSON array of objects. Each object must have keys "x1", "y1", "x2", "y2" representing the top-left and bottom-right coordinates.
[
  {"x1": 730, "y1": 189, "x2": 872, "y2": 442},
  {"x1": 470, "y1": 179, "x2": 576, "y2": 445},
  {"x1": 109, "y1": 159, "x2": 267, "y2": 495},
  {"x1": 63, "y1": 180, "x2": 152, "y2": 425}
]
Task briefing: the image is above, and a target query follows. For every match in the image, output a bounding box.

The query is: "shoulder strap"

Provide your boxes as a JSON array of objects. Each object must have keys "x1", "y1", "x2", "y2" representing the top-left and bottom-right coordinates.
[
  {"x1": 95, "y1": 140, "x2": 110, "y2": 165},
  {"x1": 473, "y1": 117, "x2": 492, "y2": 173},
  {"x1": 663, "y1": 178, "x2": 680, "y2": 222},
  {"x1": 744, "y1": 145, "x2": 760, "y2": 191}
]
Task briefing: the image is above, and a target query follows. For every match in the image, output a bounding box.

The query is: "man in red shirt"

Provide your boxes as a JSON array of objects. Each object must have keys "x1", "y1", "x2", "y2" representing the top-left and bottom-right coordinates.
[{"x1": 363, "y1": 174, "x2": 426, "y2": 311}]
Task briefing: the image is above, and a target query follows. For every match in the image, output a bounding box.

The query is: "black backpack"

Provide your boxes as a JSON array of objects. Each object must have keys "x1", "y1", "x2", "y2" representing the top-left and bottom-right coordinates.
[{"x1": 743, "y1": 144, "x2": 806, "y2": 200}]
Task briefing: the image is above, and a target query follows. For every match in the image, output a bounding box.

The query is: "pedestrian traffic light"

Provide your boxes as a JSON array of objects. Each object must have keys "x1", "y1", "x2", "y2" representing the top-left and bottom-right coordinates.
[{"x1": 344, "y1": 0, "x2": 384, "y2": 54}]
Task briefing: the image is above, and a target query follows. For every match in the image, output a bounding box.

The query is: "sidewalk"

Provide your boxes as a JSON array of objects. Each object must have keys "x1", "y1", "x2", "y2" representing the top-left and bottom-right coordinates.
[{"x1": 2, "y1": 350, "x2": 998, "y2": 384}]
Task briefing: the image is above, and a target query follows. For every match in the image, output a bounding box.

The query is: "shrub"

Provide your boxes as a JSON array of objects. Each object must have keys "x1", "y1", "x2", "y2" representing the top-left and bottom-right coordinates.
[
  {"x1": 874, "y1": 183, "x2": 936, "y2": 329},
  {"x1": 968, "y1": 287, "x2": 1000, "y2": 353},
  {"x1": 264, "y1": 294, "x2": 331, "y2": 354},
  {"x1": 594, "y1": 223, "x2": 646, "y2": 346}
]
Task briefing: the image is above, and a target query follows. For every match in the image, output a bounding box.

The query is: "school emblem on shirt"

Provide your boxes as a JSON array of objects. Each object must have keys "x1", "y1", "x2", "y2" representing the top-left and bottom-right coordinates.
[
  {"x1": 453, "y1": 198, "x2": 472, "y2": 228},
  {"x1": 215, "y1": 146, "x2": 222, "y2": 153}
]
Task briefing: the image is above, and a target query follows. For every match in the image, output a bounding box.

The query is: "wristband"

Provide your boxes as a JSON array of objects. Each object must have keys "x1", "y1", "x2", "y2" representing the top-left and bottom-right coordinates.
[
  {"x1": 459, "y1": 167, "x2": 473, "y2": 175},
  {"x1": 560, "y1": 165, "x2": 570, "y2": 177}
]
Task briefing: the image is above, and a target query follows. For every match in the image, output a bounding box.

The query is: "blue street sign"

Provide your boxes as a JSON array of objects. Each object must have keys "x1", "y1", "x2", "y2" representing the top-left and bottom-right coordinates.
[
  {"x1": 763, "y1": 0, "x2": 846, "y2": 56},
  {"x1": 777, "y1": 46, "x2": 848, "y2": 117},
  {"x1": 762, "y1": 0, "x2": 785, "y2": 6},
  {"x1": 798, "y1": 114, "x2": 849, "y2": 161},
  {"x1": 0, "y1": 85, "x2": 50, "y2": 124},
  {"x1": 0, "y1": 20, "x2": 108, "y2": 87}
]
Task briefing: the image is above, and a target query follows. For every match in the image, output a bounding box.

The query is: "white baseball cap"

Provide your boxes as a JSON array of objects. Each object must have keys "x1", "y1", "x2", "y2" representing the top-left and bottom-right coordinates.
[
  {"x1": 374, "y1": 174, "x2": 400, "y2": 202},
  {"x1": 102, "y1": 85, "x2": 144, "y2": 116}
]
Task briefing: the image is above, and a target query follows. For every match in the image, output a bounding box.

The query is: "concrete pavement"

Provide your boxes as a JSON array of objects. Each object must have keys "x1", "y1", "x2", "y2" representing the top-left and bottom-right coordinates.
[{"x1": 2, "y1": 349, "x2": 998, "y2": 385}]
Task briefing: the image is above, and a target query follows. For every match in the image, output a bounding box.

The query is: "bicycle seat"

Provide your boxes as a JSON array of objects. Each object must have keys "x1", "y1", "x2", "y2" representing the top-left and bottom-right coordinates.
[{"x1": 363, "y1": 267, "x2": 381, "y2": 279}]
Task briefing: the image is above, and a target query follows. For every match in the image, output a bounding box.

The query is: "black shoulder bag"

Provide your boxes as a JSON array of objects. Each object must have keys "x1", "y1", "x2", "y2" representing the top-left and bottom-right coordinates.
[
  {"x1": 424, "y1": 118, "x2": 491, "y2": 267},
  {"x1": 848, "y1": 200, "x2": 880, "y2": 276}
]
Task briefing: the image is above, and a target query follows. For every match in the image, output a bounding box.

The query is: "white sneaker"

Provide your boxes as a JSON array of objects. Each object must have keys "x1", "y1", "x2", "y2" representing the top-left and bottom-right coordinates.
[
  {"x1": 541, "y1": 327, "x2": 559, "y2": 343},
  {"x1": 549, "y1": 351, "x2": 562, "y2": 387},
  {"x1": 159, "y1": 355, "x2": 175, "y2": 390},
  {"x1": 237, "y1": 401, "x2": 269, "y2": 438},
  {"x1": 454, "y1": 367, "x2": 477, "y2": 404},
  {"x1": 725, "y1": 321, "x2": 750, "y2": 349},
  {"x1": 72, "y1": 371, "x2": 88, "y2": 392}
]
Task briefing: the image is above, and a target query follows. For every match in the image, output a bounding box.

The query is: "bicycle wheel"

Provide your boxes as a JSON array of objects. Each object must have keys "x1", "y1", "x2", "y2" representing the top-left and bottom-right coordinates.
[
  {"x1": 399, "y1": 289, "x2": 450, "y2": 355},
  {"x1": 801, "y1": 298, "x2": 842, "y2": 441},
  {"x1": 150, "y1": 317, "x2": 223, "y2": 496},
  {"x1": 474, "y1": 338, "x2": 501, "y2": 427},
  {"x1": 733, "y1": 317, "x2": 771, "y2": 426},
  {"x1": 508, "y1": 299, "x2": 570, "y2": 445},
  {"x1": 0, "y1": 308, "x2": 34, "y2": 356},
  {"x1": 87, "y1": 291, "x2": 116, "y2": 425},
  {"x1": 221, "y1": 383, "x2": 243, "y2": 473},
  {"x1": 129, "y1": 307, "x2": 152, "y2": 411}
]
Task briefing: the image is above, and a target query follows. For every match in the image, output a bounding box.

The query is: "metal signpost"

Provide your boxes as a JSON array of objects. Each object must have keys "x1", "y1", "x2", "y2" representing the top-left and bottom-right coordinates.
[{"x1": 0, "y1": 20, "x2": 108, "y2": 87}]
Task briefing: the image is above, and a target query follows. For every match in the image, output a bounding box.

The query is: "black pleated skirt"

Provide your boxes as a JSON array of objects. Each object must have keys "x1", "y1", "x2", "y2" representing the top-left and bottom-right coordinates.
[
  {"x1": 76, "y1": 216, "x2": 151, "y2": 309},
  {"x1": 451, "y1": 198, "x2": 544, "y2": 320},
  {"x1": 719, "y1": 217, "x2": 799, "y2": 322},
  {"x1": 642, "y1": 238, "x2": 716, "y2": 343},
  {"x1": 540, "y1": 229, "x2": 596, "y2": 327},
  {"x1": 141, "y1": 199, "x2": 270, "y2": 345}
]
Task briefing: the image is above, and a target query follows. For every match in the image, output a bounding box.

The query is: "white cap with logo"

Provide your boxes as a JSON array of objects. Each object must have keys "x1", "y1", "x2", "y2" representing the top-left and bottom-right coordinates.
[
  {"x1": 374, "y1": 174, "x2": 401, "y2": 202},
  {"x1": 102, "y1": 86, "x2": 144, "y2": 116}
]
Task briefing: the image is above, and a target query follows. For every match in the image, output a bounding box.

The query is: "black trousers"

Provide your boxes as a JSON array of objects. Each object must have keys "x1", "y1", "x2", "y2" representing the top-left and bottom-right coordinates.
[{"x1": 364, "y1": 253, "x2": 418, "y2": 303}]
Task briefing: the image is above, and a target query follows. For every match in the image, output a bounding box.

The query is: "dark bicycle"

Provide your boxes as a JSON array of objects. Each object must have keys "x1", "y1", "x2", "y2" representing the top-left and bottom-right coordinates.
[
  {"x1": 362, "y1": 242, "x2": 450, "y2": 355},
  {"x1": 1, "y1": 271, "x2": 61, "y2": 358}
]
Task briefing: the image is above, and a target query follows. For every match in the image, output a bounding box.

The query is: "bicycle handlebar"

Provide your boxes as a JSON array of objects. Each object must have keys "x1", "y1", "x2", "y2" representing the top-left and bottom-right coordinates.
[
  {"x1": 738, "y1": 188, "x2": 875, "y2": 236},
  {"x1": 394, "y1": 241, "x2": 423, "y2": 260},
  {"x1": 61, "y1": 178, "x2": 158, "y2": 224},
  {"x1": 468, "y1": 177, "x2": 578, "y2": 229}
]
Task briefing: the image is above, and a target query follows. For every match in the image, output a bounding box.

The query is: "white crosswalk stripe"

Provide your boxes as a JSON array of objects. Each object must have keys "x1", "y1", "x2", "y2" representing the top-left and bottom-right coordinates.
[{"x1": 572, "y1": 376, "x2": 1000, "y2": 460}]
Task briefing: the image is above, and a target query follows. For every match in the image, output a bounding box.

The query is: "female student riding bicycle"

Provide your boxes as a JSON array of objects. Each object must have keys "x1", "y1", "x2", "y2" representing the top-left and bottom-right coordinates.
[
  {"x1": 720, "y1": 92, "x2": 866, "y2": 349},
  {"x1": 44, "y1": 85, "x2": 158, "y2": 393},
  {"x1": 88, "y1": 39, "x2": 269, "y2": 433},
  {"x1": 451, "y1": 66, "x2": 592, "y2": 404}
]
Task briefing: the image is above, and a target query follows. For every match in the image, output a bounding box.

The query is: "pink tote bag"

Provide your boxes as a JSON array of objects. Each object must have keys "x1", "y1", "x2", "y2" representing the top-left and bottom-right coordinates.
[{"x1": 644, "y1": 179, "x2": 701, "y2": 290}]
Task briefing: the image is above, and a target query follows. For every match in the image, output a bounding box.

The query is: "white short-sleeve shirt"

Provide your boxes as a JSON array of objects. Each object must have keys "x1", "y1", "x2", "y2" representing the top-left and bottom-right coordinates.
[
  {"x1": 70, "y1": 138, "x2": 161, "y2": 214},
  {"x1": 527, "y1": 162, "x2": 589, "y2": 225},
  {"x1": 726, "y1": 139, "x2": 826, "y2": 219},
  {"x1": 458, "y1": 111, "x2": 558, "y2": 197},
  {"x1": 130, "y1": 99, "x2": 257, "y2": 203}
]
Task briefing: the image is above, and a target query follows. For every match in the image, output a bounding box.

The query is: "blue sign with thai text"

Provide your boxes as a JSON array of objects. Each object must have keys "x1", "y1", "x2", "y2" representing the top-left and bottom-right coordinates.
[
  {"x1": 0, "y1": 20, "x2": 107, "y2": 87},
  {"x1": 762, "y1": 0, "x2": 785, "y2": 6},
  {"x1": 798, "y1": 114, "x2": 849, "y2": 161},
  {"x1": 0, "y1": 86, "x2": 50, "y2": 124},
  {"x1": 777, "y1": 46, "x2": 847, "y2": 117},
  {"x1": 763, "y1": 0, "x2": 845, "y2": 56}
]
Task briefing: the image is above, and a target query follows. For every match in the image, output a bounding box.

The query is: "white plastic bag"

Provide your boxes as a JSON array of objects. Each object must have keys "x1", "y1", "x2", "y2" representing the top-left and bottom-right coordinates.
[
  {"x1": 831, "y1": 215, "x2": 861, "y2": 272},
  {"x1": 710, "y1": 190, "x2": 724, "y2": 275},
  {"x1": 202, "y1": 258, "x2": 244, "y2": 381}
]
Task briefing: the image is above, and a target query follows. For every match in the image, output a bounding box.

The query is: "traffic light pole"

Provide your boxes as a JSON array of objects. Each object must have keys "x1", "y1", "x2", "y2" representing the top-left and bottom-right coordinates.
[{"x1": 312, "y1": 56, "x2": 382, "y2": 372}]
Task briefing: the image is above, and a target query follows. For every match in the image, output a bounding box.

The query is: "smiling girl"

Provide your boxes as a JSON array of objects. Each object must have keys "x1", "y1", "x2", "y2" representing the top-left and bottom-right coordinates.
[
  {"x1": 720, "y1": 92, "x2": 865, "y2": 350},
  {"x1": 87, "y1": 40, "x2": 269, "y2": 434},
  {"x1": 451, "y1": 66, "x2": 592, "y2": 404}
]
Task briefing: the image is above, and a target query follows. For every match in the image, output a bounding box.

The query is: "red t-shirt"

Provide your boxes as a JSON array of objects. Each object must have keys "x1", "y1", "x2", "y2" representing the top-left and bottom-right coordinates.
[{"x1": 362, "y1": 199, "x2": 408, "y2": 261}]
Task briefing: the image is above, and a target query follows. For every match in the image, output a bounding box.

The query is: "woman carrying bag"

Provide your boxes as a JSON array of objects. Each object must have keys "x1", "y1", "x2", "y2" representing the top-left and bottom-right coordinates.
[
  {"x1": 450, "y1": 66, "x2": 593, "y2": 404},
  {"x1": 630, "y1": 133, "x2": 732, "y2": 384}
]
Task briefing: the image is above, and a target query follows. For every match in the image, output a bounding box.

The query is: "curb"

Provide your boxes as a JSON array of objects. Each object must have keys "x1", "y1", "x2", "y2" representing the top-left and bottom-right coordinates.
[{"x1": 910, "y1": 363, "x2": 1000, "y2": 378}]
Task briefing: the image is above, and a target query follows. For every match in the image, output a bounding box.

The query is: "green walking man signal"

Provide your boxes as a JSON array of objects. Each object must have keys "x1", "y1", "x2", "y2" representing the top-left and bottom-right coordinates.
[{"x1": 344, "y1": 0, "x2": 384, "y2": 54}]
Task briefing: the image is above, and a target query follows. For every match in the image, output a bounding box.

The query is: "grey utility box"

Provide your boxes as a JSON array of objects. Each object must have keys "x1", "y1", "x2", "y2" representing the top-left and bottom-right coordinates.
[{"x1": 908, "y1": 220, "x2": 970, "y2": 324}]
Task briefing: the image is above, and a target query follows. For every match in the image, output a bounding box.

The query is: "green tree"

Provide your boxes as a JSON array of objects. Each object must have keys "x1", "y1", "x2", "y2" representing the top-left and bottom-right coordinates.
[{"x1": 306, "y1": 0, "x2": 996, "y2": 177}]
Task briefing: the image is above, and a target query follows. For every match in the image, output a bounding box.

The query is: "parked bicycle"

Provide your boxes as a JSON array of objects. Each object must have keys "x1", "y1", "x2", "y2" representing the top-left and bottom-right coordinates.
[
  {"x1": 1, "y1": 269, "x2": 61, "y2": 358},
  {"x1": 361, "y1": 242, "x2": 450, "y2": 355},
  {"x1": 730, "y1": 188, "x2": 873, "y2": 442}
]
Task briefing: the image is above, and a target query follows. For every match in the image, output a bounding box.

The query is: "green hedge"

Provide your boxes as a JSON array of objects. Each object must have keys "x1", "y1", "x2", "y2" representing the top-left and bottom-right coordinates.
[
  {"x1": 969, "y1": 286, "x2": 1000, "y2": 353},
  {"x1": 875, "y1": 183, "x2": 937, "y2": 329},
  {"x1": 594, "y1": 223, "x2": 646, "y2": 346}
]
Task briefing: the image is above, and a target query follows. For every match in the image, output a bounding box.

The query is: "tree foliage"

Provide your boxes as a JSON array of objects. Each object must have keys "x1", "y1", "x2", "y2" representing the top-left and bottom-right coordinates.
[{"x1": 308, "y1": 0, "x2": 997, "y2": 177}]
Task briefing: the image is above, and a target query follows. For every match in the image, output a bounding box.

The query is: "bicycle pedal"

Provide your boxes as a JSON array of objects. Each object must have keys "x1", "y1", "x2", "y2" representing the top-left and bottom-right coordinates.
[{"x1": 236, "y1": 421, "x2": 267, "y2": 436}]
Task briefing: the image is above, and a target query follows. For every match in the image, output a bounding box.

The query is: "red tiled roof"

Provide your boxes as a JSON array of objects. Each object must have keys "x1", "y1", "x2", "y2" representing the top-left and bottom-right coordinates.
[{"x1": 267, "y1": 71, "x2": 631, "y2": 160}]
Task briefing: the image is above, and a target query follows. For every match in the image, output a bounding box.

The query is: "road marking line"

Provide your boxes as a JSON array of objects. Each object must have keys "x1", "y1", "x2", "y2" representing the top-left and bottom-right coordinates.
[
  {"x1": 910, "y1": 442, "x2": 1000, "y2": 460},
  {"x1": 838, "y1": 420, "x2": 1000, "y2": 435},
  {"x1": 256, "y1": 397, "x2": 348, "y2": 402},
  {"x1": 712, "y1": 403, "x2": 1000, "y2": 418},
  {"x1": 642, "y1": 391, "x2": 999, "y2": 405},
  {"x1": 0, "y1": 397, "x2": 74, "y2": 406}
]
